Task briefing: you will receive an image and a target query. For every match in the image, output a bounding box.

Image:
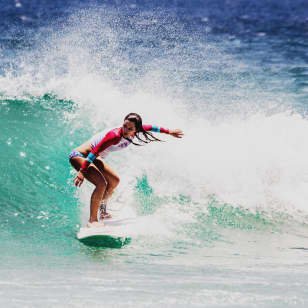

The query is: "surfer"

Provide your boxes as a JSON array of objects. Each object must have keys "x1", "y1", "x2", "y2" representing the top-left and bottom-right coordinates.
[{"x1": 69, "y1": 113, "x2": 183, "y2": 227}]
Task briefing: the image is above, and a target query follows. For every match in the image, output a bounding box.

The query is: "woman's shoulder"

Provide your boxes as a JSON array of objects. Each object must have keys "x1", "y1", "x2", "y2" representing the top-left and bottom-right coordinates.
[
  {"x1": 92, "y1": 127, "x2": 121, "y2": 138},
  {"x1": 101, "y1": 127, "x2": 122, "y2": 142},
  {"x1": 107, "y1": 127, "x2": 122, "y2": 137},
  {"x1": 89, "y1": 127, "x2": 120, "y2": 147}
]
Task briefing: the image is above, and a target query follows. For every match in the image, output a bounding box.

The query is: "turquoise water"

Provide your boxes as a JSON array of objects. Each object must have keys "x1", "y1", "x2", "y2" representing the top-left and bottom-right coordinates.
[{"x1": 1, "y1": 1, "x2": 308, "y2": 307}]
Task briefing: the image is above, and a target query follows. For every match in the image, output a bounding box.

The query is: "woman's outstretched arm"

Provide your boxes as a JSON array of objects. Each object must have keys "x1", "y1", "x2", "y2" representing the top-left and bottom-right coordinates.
[{"x1": 142, "y1": 124, "x2": 184, "y2": 138}]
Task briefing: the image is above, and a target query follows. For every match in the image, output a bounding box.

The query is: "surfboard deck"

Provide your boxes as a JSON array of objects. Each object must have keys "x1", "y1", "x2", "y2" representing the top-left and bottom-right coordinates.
[{"x1": 77, "y1": 213, "x2": 136, "y2": 248}]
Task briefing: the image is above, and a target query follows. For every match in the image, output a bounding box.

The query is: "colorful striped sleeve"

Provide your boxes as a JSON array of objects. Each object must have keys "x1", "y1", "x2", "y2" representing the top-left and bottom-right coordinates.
[{"x1": 142, "y1": 124, "x2": 169, "y2": 134}]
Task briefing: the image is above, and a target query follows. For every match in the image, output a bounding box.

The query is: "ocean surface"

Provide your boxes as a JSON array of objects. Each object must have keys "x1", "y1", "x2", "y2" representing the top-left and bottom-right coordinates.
[{"x1": 1, "y1": 0, "x2": 308, "y2": 307}]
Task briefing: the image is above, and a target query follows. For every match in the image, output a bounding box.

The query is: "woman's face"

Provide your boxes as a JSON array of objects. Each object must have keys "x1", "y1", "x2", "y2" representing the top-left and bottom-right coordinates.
[{"x1": 122, "y1": 120, "x2": 136, "y2": 138}]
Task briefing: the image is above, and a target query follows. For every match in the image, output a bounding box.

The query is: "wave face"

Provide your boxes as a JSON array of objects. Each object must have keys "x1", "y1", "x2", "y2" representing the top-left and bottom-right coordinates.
[{"x1": 1, "y1": 0, "x2": 308, "y2": 265}]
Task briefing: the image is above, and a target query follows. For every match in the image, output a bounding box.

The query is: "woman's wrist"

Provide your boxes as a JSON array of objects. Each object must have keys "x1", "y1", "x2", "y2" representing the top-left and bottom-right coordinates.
[{"x1": 79, "y1": 169, "x2": 85, "y2": 175}]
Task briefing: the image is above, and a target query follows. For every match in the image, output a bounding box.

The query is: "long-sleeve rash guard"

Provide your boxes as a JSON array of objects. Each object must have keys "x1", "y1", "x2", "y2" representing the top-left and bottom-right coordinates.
[{"x1": 80, "y1": 124, "x2": 169, "y2": 172}]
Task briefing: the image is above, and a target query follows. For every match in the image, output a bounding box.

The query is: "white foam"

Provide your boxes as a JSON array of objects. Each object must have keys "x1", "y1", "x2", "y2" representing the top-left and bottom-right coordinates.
[{"x1": 2, "y1": 8, "x2": 308, "y2": 219}]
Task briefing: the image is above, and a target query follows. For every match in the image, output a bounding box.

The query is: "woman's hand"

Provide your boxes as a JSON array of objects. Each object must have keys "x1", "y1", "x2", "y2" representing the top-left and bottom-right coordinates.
[
  {"x1": 169, "y1": 129, "x2": 184, "y2": 138},
  {"x1": 73, "y1": 171, "x2": 85, "y2": 187}
]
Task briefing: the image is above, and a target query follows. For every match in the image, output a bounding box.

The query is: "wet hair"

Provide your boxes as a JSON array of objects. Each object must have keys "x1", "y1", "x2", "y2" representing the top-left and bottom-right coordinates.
[{"x1": 124, "y1": 113, "x2": 162, "y2": 146}]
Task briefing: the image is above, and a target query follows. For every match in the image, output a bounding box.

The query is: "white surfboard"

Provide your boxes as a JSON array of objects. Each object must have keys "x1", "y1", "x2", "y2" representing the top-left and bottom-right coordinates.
[{"x1": 77, "y1": 210, "x2": 136, "y2": 248}]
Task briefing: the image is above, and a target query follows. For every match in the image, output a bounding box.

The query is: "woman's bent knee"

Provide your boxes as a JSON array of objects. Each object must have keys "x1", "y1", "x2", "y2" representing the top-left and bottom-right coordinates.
[
  {"x1": 110, "y1": 176, "x2": 120, "y2": 189},
  {"x1": 106, "y1": 176, "x2": 119, "y2": 191},
  {"x1": 114, "y1": 176, "x2": 120, "y2": 187},
  {"x1": 96, "y1": 178, "x2": 107, "y2": 190}
]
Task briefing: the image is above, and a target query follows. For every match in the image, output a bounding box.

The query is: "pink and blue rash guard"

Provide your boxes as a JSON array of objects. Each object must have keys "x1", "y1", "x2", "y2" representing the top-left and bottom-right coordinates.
[{"x1": 80, "y1": 125, "x2": 169, "y2": 172}]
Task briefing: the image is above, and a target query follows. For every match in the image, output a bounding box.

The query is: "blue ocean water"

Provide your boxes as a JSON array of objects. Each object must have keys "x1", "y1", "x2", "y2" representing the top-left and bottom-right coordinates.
[{"x1": 1, "y1": 0, "x2": 308, "y2": 307}]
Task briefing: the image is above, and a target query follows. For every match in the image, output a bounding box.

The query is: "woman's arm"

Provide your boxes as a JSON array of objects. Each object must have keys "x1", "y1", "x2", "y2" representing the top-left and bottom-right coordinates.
[{"x1": 142, "y1": 125, "x2": 183, "y2": 138}]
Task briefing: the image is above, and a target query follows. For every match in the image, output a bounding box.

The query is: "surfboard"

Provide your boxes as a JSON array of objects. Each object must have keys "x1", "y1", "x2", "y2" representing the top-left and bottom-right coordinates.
[
  {"x1": 77, "y1": 212, "x2": 136, "y2": 248},
  {"x1": 77, "y1": 228, "x2": 131, "y2": 248}
]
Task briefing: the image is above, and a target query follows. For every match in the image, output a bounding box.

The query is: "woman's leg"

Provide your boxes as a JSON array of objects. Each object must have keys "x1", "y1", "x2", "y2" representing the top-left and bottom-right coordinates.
[
  {"x1": 70, "y1": 157, "x2": 107, "y2": 222},
  {"x1": 93, "y1": 158, "x2": 120, "y2": 218},
  {"x1": 93, "y1": 158, "x2": 120, "y2": 203}
]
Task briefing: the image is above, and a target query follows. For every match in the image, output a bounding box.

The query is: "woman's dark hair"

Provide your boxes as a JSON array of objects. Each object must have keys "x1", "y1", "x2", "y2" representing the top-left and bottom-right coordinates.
[{"x1": 124, "y1": 113, "x2": 162, "y2": 146}]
